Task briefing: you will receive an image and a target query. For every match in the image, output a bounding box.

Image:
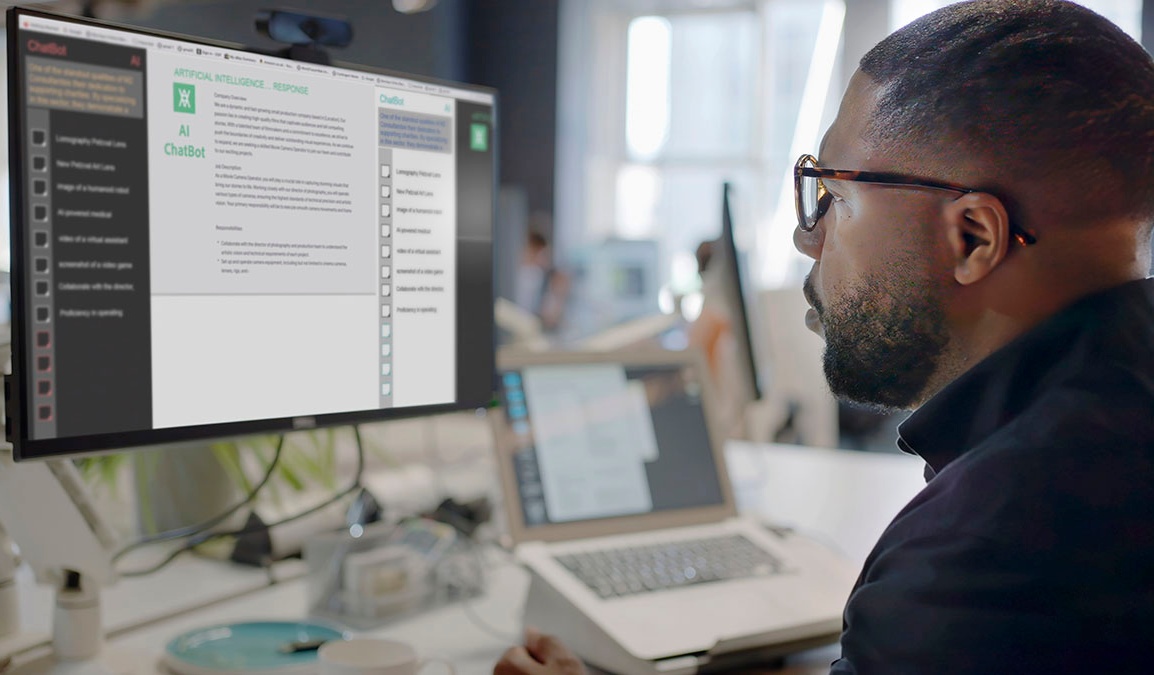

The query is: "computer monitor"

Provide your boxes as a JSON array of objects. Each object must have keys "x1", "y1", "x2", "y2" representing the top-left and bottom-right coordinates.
[
  {"x1": 712, "y1": 182, "x2": 761, "y2": 403},
  {"x1": 6, "y1": 8, "x2": 497, "y2": 461}
]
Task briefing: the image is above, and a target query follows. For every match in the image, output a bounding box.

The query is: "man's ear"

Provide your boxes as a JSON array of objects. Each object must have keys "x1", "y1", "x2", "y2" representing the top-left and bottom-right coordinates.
[{"x1": 942, "y1": 193, "x2": 1011, "y2": 286}]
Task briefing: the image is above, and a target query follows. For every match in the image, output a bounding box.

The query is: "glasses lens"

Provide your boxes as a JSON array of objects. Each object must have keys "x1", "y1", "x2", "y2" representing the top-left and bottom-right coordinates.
[
  {"x1": 800, "y1": 173, "x2": 822, "y2": 229},
  {"x1": 803, "y1": 171, "x2": 821, "y2": 227},
  {"x1": 795, "y1": 155, "x2": 831, "y2": 231}
]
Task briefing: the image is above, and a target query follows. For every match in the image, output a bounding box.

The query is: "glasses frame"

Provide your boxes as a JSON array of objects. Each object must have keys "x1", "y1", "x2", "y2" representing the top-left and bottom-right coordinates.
[{"x1": 794, "y1": 154, "x2": 1037, "y2": 246}]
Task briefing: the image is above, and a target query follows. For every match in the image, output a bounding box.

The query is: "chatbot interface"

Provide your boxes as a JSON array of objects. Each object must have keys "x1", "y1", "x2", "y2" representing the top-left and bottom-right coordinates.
[{"x1": 14, "y1": 15, "x2": 495, "y2": 441}]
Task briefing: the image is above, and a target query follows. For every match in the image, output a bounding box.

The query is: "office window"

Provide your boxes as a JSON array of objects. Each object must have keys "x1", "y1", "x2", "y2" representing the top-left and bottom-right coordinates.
[
  {"x1": 630, "y1": 13, "x2": 758, "y2": 162},
  {"x1": 616, "y1": 10, "x2": 759, "y2": 253}
]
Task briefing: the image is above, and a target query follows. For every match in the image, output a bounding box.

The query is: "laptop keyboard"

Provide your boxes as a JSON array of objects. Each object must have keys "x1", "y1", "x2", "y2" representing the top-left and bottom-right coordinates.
[{"x1": 554, "y1": 533, "x2": 785, "y2": 599}]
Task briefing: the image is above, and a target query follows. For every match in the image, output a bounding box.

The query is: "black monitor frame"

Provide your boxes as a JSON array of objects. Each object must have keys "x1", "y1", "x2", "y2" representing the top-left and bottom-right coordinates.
[
  {"x1": 716, "y1": 181, "x2": 761, "y2": 402},
  {"x1": 6, "y1": 7, "x2": 498, "y2": 460}
]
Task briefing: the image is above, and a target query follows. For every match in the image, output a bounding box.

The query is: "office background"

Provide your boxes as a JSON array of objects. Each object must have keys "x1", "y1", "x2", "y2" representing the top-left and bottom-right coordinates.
[
  {"x1": 0, "y1": 0, "x2": 1149, "y2": 453},
  {"x1": 0, "y1": 0, "x2": 1148, "y2": 295},
  {"x1": 0, "y1": 3, "x2": 1149, "y2": 672},
  {"x1": 0, "y1": 0, "x2": 1149, "y2": 490}
]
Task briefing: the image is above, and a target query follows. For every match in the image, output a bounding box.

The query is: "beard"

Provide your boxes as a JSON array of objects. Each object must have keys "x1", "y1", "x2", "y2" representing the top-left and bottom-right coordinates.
[{"x1": 806, "y1": 270, "x2": 949, "y2": 412}]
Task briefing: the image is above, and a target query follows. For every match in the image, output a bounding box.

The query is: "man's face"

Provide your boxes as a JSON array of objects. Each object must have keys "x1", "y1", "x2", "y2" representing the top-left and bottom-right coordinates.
[{"x1": 794, "y1": 73, "x2": 953, "y2": 411}]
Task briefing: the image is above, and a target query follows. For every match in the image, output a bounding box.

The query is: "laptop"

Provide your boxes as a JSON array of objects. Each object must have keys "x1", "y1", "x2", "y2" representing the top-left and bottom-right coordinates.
[{"x1": 492, "y1": 348, "x2": 858, "y2": 675}]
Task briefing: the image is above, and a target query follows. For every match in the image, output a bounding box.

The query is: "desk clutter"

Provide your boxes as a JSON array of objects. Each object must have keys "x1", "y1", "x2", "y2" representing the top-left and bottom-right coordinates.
[
  {"x1": 305, "y1": 516, "x2": 487, "y2": 630},
  {"x1": 156, "y1": 493, "x2": 494, "y2": 674}
]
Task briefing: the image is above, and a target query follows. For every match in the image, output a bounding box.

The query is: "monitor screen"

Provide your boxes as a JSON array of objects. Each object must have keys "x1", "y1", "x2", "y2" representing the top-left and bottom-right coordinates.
[{"x1": 7, "y1": 9, "x2": 496, "y2": 459}]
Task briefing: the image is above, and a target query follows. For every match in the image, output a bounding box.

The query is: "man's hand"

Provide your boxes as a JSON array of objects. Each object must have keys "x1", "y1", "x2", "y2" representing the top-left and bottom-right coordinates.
[{"x1": 494, "y1": 628, "x2": 587, "y2": 675}]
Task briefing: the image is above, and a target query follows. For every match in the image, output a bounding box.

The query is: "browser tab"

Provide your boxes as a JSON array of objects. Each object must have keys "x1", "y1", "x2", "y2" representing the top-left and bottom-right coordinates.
[{"x1": 21, "y1": 18, "x2": 62, "y2": 34}]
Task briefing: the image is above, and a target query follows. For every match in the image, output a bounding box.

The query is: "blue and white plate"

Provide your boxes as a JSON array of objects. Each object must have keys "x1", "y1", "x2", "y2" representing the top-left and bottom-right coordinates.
[{"x1": 164, "y1": 620, "x2": 350, "y2": 675}]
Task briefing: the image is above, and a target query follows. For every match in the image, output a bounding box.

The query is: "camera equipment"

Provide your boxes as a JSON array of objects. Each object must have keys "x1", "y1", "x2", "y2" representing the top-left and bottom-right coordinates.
[{"x1": 254, "y1": 8, "x2": 353, "y2": 64}]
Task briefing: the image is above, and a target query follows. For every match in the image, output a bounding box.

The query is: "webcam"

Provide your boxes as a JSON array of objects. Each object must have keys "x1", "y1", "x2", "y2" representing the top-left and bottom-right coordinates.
[{"x1": 254, "y1": 9, "x2": 353, "y2": 49}]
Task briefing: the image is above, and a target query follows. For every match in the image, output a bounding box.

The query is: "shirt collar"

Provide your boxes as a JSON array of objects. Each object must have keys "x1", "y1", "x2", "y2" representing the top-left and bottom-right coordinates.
[{"x1": 897, "y1": 278, "x2": 1154, "y2": 479}]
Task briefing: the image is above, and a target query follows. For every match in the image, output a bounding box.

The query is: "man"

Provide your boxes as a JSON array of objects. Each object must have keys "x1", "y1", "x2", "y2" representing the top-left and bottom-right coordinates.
[{"x1": 495, "y1": 1, "x2": 1154, "y2": 672}]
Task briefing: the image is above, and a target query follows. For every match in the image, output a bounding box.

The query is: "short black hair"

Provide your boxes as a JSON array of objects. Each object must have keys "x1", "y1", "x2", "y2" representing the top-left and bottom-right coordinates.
[{"x1": 860, "y1": 0, "x2": 1154, "y2": 224}]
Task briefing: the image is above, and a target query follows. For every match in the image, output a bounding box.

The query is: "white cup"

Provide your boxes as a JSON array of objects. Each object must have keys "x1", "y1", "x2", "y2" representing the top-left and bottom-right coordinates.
[{"x1": 317, "y1": 638, "x2": 455, "y2": 675}]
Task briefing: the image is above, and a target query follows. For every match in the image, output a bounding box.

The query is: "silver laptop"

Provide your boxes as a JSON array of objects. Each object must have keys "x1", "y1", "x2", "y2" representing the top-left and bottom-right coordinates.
[{"x1": 493, "y1": 348, "x2": 858, "y2": 675}]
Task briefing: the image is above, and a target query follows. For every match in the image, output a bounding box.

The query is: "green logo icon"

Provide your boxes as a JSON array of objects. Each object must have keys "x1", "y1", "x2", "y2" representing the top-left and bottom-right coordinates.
[
  {"x1": 173, "y1": 83, "x2": 196, "y2": 114},
  {"x1": 470, "y1": 123, "x2": 488, "y2": 151}
]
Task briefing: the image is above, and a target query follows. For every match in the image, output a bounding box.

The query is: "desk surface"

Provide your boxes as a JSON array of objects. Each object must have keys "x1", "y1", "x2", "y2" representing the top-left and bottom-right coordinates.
[
  {"x1": 726, "y1": 441, "x2": 927, "y2": 565},
  {"x1": 6, "y1": 442, "x2": 928, "y2": 675}
]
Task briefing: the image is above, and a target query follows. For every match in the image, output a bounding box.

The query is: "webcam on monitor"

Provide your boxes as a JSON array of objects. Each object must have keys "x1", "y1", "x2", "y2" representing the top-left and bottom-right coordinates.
[
  {"x1": 253, "y1": 8, "x2": 353, "y2": 65},
  {"x1": 254, "y1": 9, "x2": 353, "y2": 48}
]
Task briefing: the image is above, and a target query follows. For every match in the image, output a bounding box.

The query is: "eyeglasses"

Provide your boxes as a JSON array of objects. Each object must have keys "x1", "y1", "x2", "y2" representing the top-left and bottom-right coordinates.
[{"x1": 794, "y1": 154, "x2": 1037, "y2": 246}]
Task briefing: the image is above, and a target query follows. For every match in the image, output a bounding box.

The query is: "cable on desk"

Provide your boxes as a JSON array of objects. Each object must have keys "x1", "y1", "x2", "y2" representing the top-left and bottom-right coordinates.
[
  {"x1": 120, "y1": 426, "x2": 367, "y2": 578},
  {"x1": 458, "y1": 539, "x2": 521, "y2": 643},
  {"x1": 112, "y1": 434, "x2": 286, "y2": 566}
]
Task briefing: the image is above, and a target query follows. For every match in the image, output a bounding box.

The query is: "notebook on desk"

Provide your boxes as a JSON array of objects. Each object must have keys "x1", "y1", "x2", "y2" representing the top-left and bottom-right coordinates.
[{"x1": 492, "y1": 349, "x2": 858, "y2": 675}]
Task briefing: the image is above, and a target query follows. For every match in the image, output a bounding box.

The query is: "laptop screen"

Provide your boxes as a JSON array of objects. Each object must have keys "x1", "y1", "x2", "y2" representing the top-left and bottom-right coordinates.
[{"x1": 497, "y1": 360, "x2": 726, "y2": 529}]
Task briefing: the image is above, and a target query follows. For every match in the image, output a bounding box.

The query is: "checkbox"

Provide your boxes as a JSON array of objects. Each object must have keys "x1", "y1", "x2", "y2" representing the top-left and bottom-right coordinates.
[
  {"x1": 381, "y1": 343, "x2": 392, "y2": 357},
  {"x1": 381, "y1": 284, "x2": 391, "y2": 296},
  {"x1": 381, "y1": 383, "x2": 392, "y2": 396},
  {"x1": 381, "y1": 204, "x2": 391, "y2": 218},
  {"x1": 380, "y1": 165, "x2": 391, "y2": 178},
  {"x1": 381, "y1": 324, "x2": 391, "y2": 338},
  {"x1": 381, "y1": 305, "x2": 391, "y2": 318},
  {"x1": 381, "y1": 245, "x2": 390, "y2": 258},
  {"x1": 381, "y1": 225, "x2": 390, "y2": 238},
  {"x1": 381, "y1": 185, "x2": 391, "y2": 198},
  {"x1": 381, "y1": 363, "x2": 391, "y2": 376}
]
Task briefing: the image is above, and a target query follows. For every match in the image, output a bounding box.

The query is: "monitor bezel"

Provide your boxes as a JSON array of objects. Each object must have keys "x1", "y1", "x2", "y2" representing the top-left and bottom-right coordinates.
[{"x1": 7, "y1": 6, "x2": 498, "y2": 460}]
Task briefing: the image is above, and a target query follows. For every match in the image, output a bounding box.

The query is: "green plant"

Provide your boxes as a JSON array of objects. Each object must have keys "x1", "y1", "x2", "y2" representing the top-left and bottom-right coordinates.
[
  {"x1": 77, "y1": 429, "x2": 345, "y2": 535},
  {"x1": 76, "y1": 451, "x2": 132, "y2": 499},
  {"x1": 209, "y1": 431, "x2": 340, "y2": 503}
]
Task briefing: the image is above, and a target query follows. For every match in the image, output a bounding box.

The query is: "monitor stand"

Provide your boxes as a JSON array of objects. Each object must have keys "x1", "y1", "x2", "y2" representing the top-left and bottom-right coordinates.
[{"x1": 0, "y1": 450, "x2": 153, "y2": 674}]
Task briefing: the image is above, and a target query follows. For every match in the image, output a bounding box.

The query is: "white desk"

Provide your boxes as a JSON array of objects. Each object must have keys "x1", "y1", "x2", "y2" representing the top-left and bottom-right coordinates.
[
  {"x1": 101, "y1": 551, "x2": 527, "y2": 675},
  {"x1": 5, "y1": 442, "x2": 928, "y2": 675},
  {"x1": 726, "y1": 442, "x2": 927, "y2": 565},
  {"x1": 1, "y1": 554, "x2": 308, "y2": 671}
]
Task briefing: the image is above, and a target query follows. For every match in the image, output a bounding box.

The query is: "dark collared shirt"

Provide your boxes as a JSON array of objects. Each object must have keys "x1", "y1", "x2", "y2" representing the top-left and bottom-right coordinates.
[{"x1": 832, "y1": 278, "x2": 1154, "y2": 674}]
